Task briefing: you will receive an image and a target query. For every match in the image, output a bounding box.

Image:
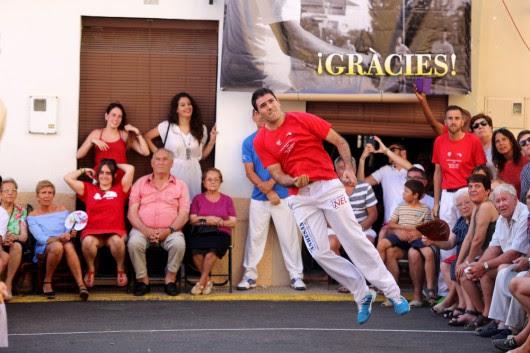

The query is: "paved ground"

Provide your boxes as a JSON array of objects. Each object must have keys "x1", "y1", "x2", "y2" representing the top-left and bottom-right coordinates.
[{"x1": 4, "y1": 299, "x2": 495, "y2": 353}]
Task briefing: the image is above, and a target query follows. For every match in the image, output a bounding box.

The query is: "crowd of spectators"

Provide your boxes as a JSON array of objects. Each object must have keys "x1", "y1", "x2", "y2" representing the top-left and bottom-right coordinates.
[{"x1": 3, "y1": 87, "x2": 530, "y2": 351}]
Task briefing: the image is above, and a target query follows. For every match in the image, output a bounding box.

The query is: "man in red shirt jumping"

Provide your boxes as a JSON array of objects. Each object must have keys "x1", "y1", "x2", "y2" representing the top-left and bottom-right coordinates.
[{"x1": 252, "y1": 88, "x2": 409, "y2": 325}]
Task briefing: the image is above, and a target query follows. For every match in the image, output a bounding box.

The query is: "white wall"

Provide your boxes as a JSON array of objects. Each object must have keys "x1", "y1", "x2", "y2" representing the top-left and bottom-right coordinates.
[{"x1": 0, "y1": 0, "x2": 226, "y2": 193}]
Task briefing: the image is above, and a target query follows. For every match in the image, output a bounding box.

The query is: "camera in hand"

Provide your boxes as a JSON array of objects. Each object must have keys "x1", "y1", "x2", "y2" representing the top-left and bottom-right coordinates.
[{"x1": 365, "y1": 135, "x2": 379, "y2": 150}]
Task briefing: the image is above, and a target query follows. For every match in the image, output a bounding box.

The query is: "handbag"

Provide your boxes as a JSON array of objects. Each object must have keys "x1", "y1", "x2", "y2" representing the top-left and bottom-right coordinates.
[{"x1": 192, "y1": 225, "x2": 219, "y2": 236}]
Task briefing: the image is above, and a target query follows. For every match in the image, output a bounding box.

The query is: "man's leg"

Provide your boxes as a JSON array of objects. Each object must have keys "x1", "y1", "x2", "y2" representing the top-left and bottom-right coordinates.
[
  {"x1": 489, "y1": 267, "x2": 518, "y2": 323},
  {"x1": 324, "y1": 203, "x2": 402, "y2": 301},
  {"x1": 289, "y1": 195, "x2": 369, "y2": 302},
  {"x1": 127, "y1": 228, "x2": 150, "y2": 284},
  {"x1": 162, "y1": 231, "x2": 186, "y2": 284},
  {"x1": 480, "y1": 268, "x2": 498, "y2": 317},
  {"x1": 271, "y1": 199, "x2": 304, "y2": 281},
  {"x1": 241, "y1": 199, "x2": 272, "y2": 281}
]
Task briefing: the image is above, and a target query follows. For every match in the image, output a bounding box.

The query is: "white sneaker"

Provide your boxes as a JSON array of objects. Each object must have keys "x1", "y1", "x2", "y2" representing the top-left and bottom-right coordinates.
[
  {"x1": 237, "y1": 277, "x2": 257, "y2": 290},
  {"x1": 290, "y1": 277, "x2": 306, "y2": 291}
]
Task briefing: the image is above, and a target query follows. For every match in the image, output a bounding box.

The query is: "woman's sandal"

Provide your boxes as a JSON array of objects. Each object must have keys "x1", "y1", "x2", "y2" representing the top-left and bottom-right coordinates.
[
  {"x1": 448, "y1": 310, "x2": 478, "y2": 326},
  {"x1": 79, "y1": 286, "x2": 89, "y2": 301},
  {"x1": 42, "y1": 281, "x2": 55, "y2": 299},
  {"x1": 190, "y1": 282, "x2": 204, "y2": 296},
  {"x1": 444, "y1": 307, "x2": 465, "y2": 319},
  {"x1": 465, "y1": 314, "x2": 491, "y2": 330},
  {"x1": 84, "y1": 271, "x2": 95, "y2": 288},
  {"x1": 427, "y1": 288, "x2": 437, "y2": 306},
  {"x1": 117, "y1": 271, "x2": 128, "y2": 287}
]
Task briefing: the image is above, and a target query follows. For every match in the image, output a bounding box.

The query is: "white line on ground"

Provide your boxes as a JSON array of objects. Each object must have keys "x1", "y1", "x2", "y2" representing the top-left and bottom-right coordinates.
[{"x1": 9, "y1": 327, "x2": 473, "y2": 337}]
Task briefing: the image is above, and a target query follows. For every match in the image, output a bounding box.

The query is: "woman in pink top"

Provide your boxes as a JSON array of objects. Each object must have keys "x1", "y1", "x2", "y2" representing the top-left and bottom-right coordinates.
[
  {"x1": 77, "y1": 102, "x2": 149, "y2": 179},
  {"x1": 64, "y1": 159, "x2": 134, "y2": 288},
  {"x1": 492, "y1": 128, "x2": 528, "y2": 197},
  {"x1": 188, "y1": 168, "x2": 236, "y2": 295}
]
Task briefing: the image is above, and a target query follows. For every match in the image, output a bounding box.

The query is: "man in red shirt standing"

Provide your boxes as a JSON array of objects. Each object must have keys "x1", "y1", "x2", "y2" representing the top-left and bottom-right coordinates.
[
  {"x1": 433, "y1": 106, "x2": 487, "y2": 227},
  {"x1": 432, "y1": 105, "x2": 487, "y2": 296},
  {"x1": 252, "y1": 88, "x2": 409, "y2": 325}
]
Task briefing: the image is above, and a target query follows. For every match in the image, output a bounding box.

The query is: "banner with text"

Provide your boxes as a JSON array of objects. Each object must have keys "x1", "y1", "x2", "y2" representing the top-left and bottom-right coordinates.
[{"x1": 221, "y1": 0, "x2": 471, "y2": 95}]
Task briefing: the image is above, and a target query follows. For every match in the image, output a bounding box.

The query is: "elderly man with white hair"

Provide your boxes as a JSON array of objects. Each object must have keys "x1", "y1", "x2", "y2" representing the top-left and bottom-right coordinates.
[{"x1": 460, "y1": 183, "x2": 530, "y2": 329}]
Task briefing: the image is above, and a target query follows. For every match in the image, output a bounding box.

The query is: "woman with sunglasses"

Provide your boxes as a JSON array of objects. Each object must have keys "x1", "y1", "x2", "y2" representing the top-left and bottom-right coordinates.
[
  {"x1": 517, "y1": 130, "x2": 530, "y2": 203},
  {"x1": 492, "y1": 128, "x2": 527, "y2": 198},
  {"x1": 469, "y1": 114, "x2": 495, "y2": 177},
  {"x1": 64, "y1": 159, "x2": 134, "y2": 288}
]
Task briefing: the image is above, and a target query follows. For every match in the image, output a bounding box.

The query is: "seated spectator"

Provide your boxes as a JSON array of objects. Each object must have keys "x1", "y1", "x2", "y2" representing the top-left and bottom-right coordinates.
[
  {"x1": 64, "y1": 159, "x2": 134, "y2": 288},
  {"x1": 0, "y1": 178, "x2": 28, "y2": 300},
  {"x1": 127, "y1": 148, "x2": 189, "y2": 296},
  {"x1": 26, "y1": 180, "x2": 88, "y2": 300},
  {"x1": 493, "y1": 128, "x2": 528, "y2": 198},
  {"x1": 479, "y1": 188, "x2": 530, "y2": 345},
  {"x1": 504, "y1": 260, "x2": 530, "y2": 353},
  {"x1": 460, "y1": 183, "x2": 529, "y2": 328},
  {"x1": 0, "y1": 200, "x2": 8, "y2": 288},
  {"x1": 377, "y1": 179, "x2": 434, "y2": 307},
  {"x1": 406, "y1": 166, "x2": 434, "y2": 209},
  {"x1": 424, "y1": 188, "x2": 473, "y2": 317},
  {"x1": 448, "y1": 174, "x2": 498, "y2": 326},
  {"x1": 188, "y1": 168, "x2": 236, "y2": 295}
]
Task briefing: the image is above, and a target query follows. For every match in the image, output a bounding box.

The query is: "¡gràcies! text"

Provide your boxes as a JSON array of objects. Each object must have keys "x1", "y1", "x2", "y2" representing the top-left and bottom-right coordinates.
[{"x1": 316, "y1": 52, "x2": 457, "y2": 77}]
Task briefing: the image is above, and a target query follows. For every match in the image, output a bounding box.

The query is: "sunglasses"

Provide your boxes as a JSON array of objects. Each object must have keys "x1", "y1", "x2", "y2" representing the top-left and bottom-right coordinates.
[
  {"x1": 472, "y1": 121, "x2": 489, "y2": 130},
  {"x1": 520, "y1": 137, "x2": 530, "y2": 147}
]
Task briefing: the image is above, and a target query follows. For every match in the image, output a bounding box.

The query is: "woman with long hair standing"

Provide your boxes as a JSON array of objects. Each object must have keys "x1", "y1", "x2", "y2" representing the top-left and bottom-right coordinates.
[
  {"x1": 77, "y1": 102, "x2": 149, "y2": 180},
  {"x1": 145, "y1": 92, "x2": 217, "y2": 199}
]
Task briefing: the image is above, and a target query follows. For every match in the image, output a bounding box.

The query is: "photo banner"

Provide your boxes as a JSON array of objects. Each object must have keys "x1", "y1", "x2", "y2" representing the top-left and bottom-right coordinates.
[{"x1": 221, "y1": 0, "x2": 471, "y2": 95}]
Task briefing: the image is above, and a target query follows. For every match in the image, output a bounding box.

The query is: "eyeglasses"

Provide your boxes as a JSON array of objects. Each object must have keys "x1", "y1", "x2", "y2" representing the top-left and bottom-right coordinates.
[
  {"x1": 472, "y1": 121, "x2": 489, "y2": 130},
  {"x1": 205, "y1": 178, "x2": 221, "y2": 183},
  {"x1": 1, "y1": 189, "x2": 17, "y2": 194},
  {"x1": 407, "y1": 176, "x2": 425, "y2": 181},
  {"x1": 519, "y1": 137, "x2": 530, "y2": 147}
]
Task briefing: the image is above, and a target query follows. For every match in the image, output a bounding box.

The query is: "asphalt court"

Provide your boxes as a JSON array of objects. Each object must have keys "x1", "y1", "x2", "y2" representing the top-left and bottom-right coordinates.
[{"x1": 4, "y1": 301, "x2": 494, "y2": 353}]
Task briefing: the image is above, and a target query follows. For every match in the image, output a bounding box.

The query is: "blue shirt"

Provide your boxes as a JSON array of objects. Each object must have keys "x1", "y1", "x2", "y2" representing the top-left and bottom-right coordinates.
[
  {"x1": 242, "y1": 131, "x2": 288, "y2": 201},
  {"x1": 27, "y1": 210, "x2": 69, "y2": 263}
]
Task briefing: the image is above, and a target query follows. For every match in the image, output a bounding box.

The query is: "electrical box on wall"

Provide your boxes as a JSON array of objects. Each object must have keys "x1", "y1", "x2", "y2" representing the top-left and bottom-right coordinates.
[{"x1": 28, "y1": 96, "x2": 58, "y2": 134}]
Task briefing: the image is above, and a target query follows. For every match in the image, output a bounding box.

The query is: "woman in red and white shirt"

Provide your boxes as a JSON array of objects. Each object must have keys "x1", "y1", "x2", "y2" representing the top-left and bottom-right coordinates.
[{"x1": 64, "y1": 159, "x2": 134, "y2": 288}]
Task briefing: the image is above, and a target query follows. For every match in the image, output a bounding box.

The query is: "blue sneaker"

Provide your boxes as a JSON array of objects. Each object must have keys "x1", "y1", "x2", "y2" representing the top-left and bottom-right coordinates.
[
  {"x1": 390, "y1": 296, "x2": 410, "y2": 316},
  {"x1": 357, "y1": 289, "x2": 376, "y2": 325}
]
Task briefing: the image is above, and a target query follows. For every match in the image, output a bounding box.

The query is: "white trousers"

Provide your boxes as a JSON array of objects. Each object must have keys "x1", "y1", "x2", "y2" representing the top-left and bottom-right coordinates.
[
  {"x1": 288, "y1": 179, "x2": 401, "y2": 303},
  {"x1": 489, "y1": 267, "x2": 527, "y2": 330},
  {"x1": 242, "y1": 198, "x2": 304, "y2": 280}
]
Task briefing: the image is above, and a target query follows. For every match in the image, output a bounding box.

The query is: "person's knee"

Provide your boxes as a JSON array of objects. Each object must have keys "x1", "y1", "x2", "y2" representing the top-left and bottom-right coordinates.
[
  {"x1": 127, "y1": 234, "x2": 145, "y2": 252},
  {"x1": 9, "y1": 242, "x2": 22, "y2": 255},
  {"x1": 509, "y1": 277, "x2": 523, "y2": 294},
  {"x1": 408, "y1": 249, "x2": 421, "y2": 264},
  {"x1": 377, "y1": 239, "x2": 390, "y2": 251},
  {"x1": 48, "y1": 242, "x2": 64, "y2": 256}
]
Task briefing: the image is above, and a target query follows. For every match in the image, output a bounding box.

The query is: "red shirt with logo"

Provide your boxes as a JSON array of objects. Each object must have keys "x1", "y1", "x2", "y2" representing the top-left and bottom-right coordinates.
[
  {"x1": 79, "y1": 182, "x2": 127, "y2": 239},
  {"x1": 254, "y1": 112, "x2": 337, "y2": 194},
  {"x1": 432, "y1": 132, "x2": 486, "y2": 189}
]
